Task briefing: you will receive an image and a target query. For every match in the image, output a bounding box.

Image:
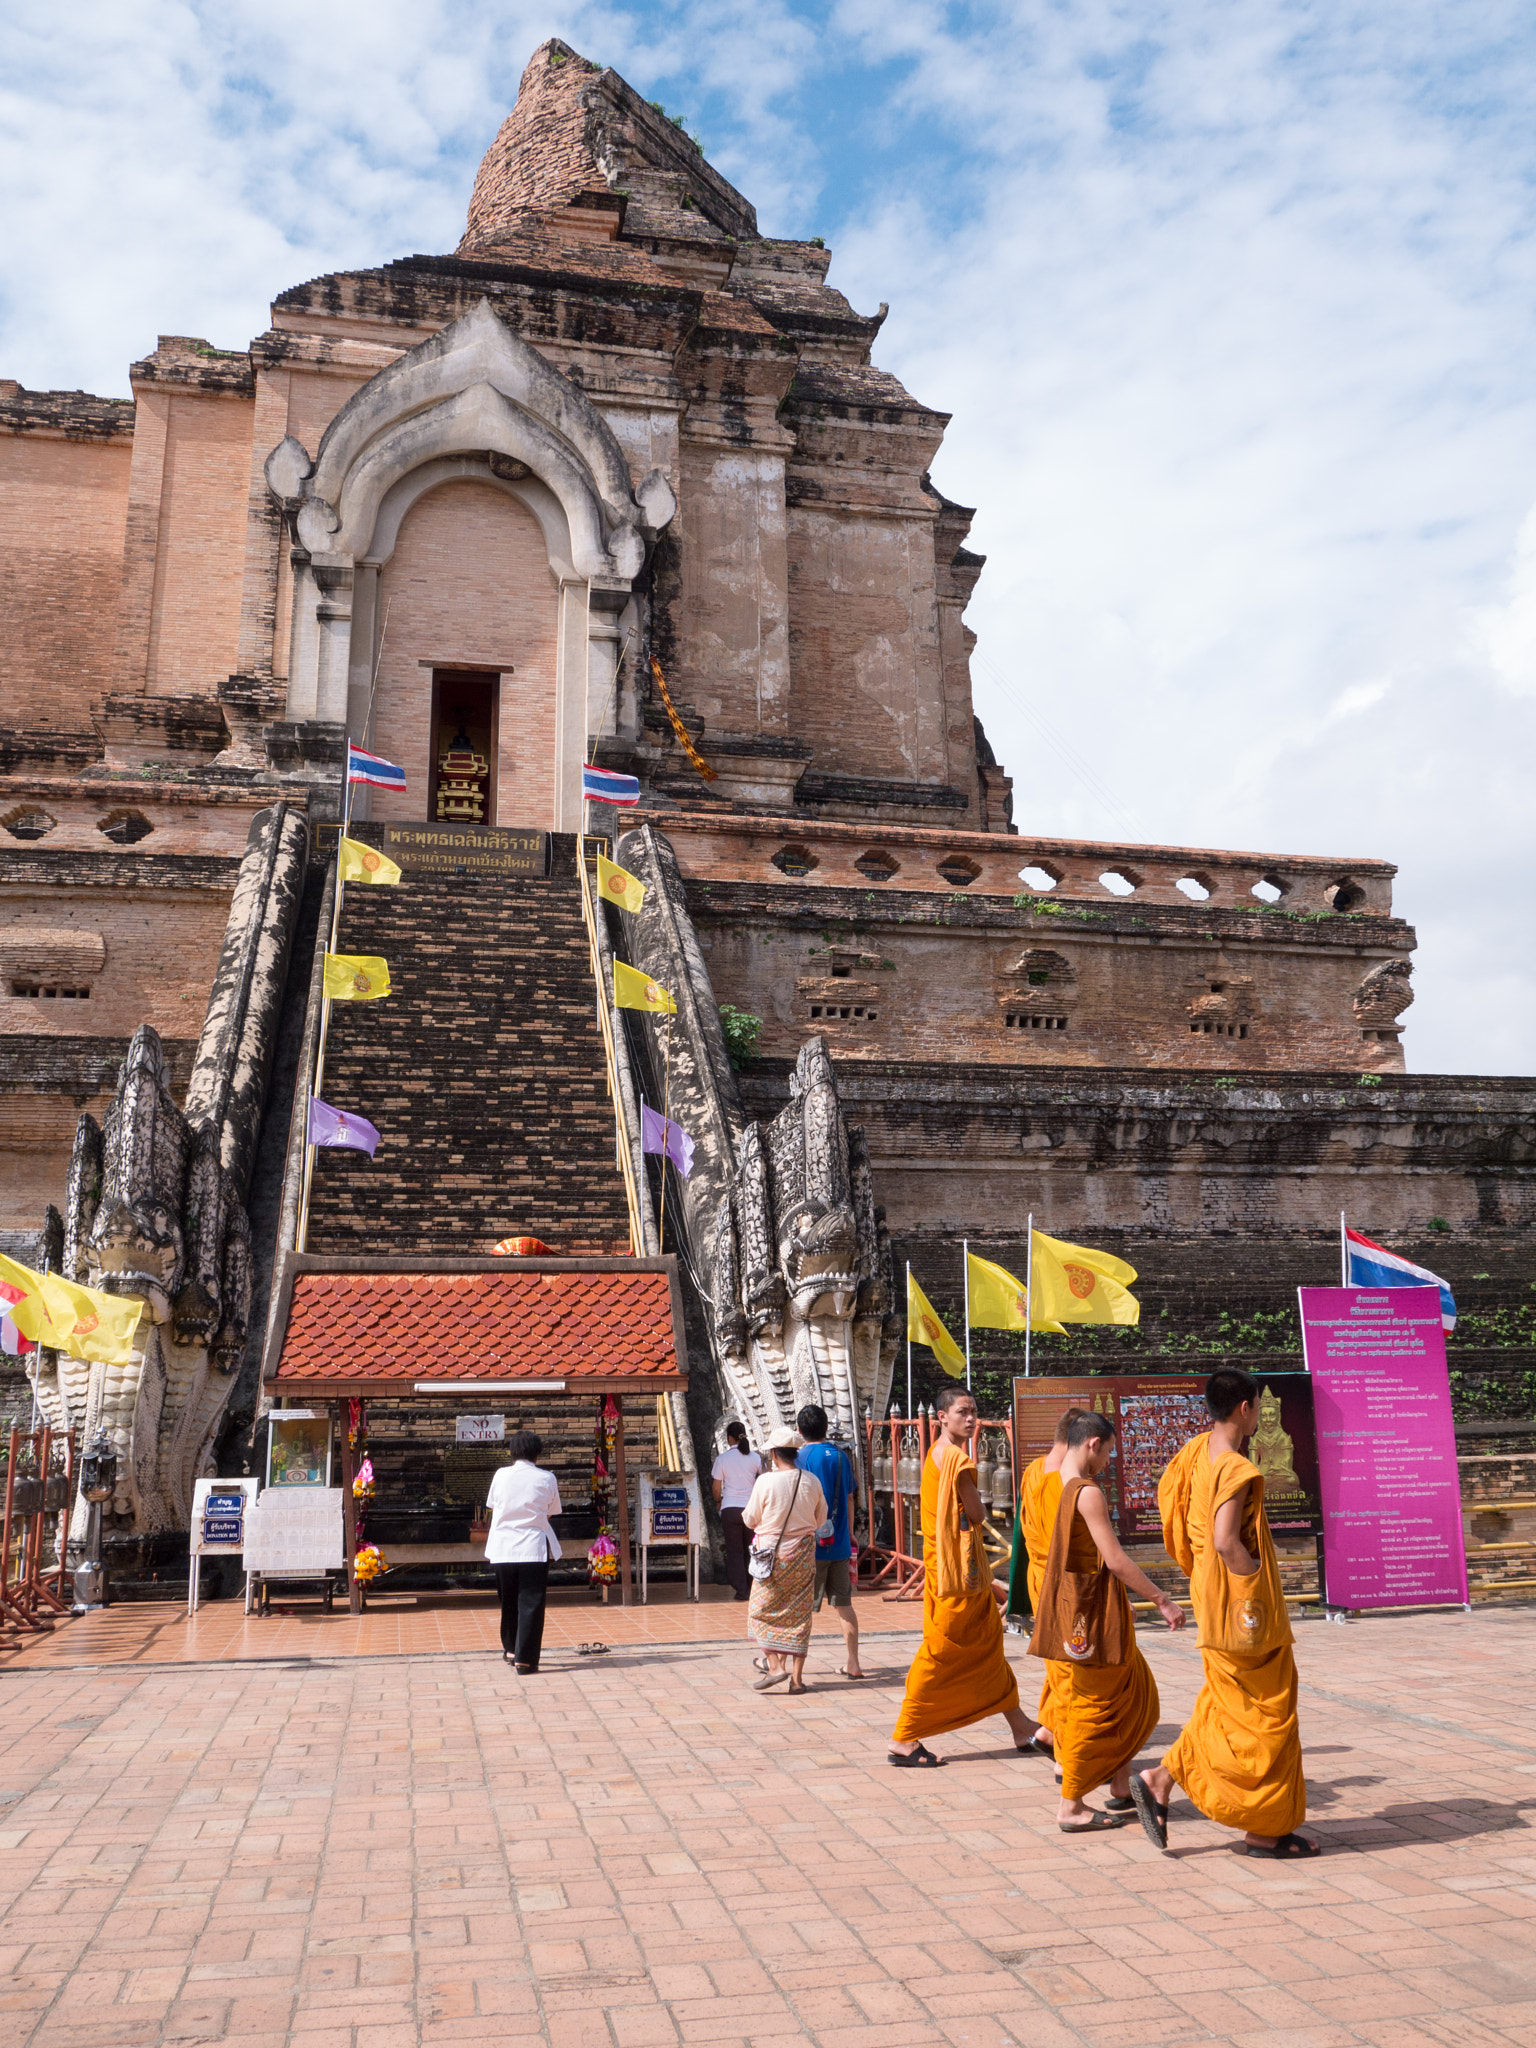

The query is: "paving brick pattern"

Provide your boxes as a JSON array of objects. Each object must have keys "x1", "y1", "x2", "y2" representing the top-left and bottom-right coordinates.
[{"x1": 2, "y1": 1608, "x2": 1534, "y2": 2046}]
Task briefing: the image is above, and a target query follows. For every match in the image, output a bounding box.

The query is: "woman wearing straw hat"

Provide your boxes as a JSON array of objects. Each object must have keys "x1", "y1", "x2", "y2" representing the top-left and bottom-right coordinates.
[{"x1": 742, "y1": 1426, "x2": 829, "y2": 1695}]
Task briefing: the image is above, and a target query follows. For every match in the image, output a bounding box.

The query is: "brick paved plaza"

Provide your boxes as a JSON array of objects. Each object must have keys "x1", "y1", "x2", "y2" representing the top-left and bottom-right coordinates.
[{"x1": 1, "y1": 1600, "x2": 1534, "y2": 2048}]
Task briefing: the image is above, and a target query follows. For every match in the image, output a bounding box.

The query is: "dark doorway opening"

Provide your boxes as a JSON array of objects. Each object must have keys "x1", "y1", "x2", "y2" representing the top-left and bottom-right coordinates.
[{"x1": 429, "y1": 670, "x2": 500, "y2": 826}]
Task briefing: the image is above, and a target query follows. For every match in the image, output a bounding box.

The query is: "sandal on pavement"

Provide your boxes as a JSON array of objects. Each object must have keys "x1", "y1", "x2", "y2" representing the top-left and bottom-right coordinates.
[
  {"x1": 889, "y1": 1743, "x2": 946, "y2": 1769},
  {"x1": 1058, "y1": 1810, "x2": 1132, "y2": 1833},
  {"x1": 752, "y1": 1656, "x2": 770, "y2": 1674},
  {"x1": 1232, "y1": 1832, "x2": 1321, "y2": 1859},
  {"x1": 1129, "y1": 1773, "x2": 1170, "y2": 1851},
  {"x1": 753, "y1": 1670, "x2": 789, "y2": 1691},
  {"x1": 1016, "y1": 1735, "x2": 1053, "y2": 1757},
  {"x1": 786, "y1": 1683, "x2": 810, "y2": 1694},
  {"x1": 1104, "y1": 1795, "x2": 1136, "y2": 1813},
  {"x1": 837, "y1": 1667, "x2": 865, "y2": 1679}
]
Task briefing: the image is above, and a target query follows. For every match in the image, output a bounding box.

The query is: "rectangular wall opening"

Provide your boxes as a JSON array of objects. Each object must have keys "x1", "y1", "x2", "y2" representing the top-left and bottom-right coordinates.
[{"x1": 428, "y1": 670, "x2": 500, "y2": 827}]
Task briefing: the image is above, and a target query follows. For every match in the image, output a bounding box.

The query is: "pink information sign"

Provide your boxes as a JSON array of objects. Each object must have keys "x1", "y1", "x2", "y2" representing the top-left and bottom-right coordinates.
[{"x1": 1297, "y1": 1287, "x2": 1468, "y2": 1611}]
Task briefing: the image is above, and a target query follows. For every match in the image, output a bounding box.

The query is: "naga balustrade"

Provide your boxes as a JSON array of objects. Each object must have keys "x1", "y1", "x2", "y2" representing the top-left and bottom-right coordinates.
[
  {"x1": 0, "y1": 1425, "x2": 74, "y2": 1635},
  {"x1": 861, "y1": 1408, "x2": 1016, "y2": 1600}
]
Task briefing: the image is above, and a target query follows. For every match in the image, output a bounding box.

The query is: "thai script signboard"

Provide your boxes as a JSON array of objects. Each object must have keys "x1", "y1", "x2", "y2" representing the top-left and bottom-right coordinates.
[{"x1": 1298, "y1": 1287, "x2": 1467, "y2": 1611}]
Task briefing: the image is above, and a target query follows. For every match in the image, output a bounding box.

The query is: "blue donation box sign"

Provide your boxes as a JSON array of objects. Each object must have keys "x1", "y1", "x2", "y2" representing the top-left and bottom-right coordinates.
[
  {"x1": 203, "y1": 1494, "x2": 246, "y2": 1545},
  {"x1": 189, "y1": 1476, "x2": 260, "y2": 1557},
  {"x1": 651, "y1": 1486, "x2": 690, "y2": 1539}
]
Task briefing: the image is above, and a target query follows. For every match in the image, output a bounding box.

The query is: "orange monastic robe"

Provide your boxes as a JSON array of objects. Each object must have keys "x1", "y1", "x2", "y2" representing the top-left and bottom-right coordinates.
[
  {"x1": 1039, "y1": 1485, "x2": 1159, "y2": 1800},
  {"x1": 892, "y1": 1444, "x2": 1019, "y2": 1742},
  {"x1": 1020, "y1": 1456, "x2": 1065, "y2": 1730},
  {"x1": 1160, "y1": 1435, "x2": 1307, "y2": 1837}
]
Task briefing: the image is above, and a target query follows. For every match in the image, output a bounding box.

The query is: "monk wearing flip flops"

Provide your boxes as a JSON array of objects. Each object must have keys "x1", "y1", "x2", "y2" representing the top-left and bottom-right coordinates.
[
  {"x1": 1007, "y1": 1406, "x2": 1089, "y2": 1769},
  {"x1": 888, "y1": 1385, "x2": 1043, "y2": 1768},
  {"x1": 1030, "y1": 1410, "x2": 1186, "y2": 1832},
  {"x1": 1130, "y1": 1368, "x2": 1319, "y2": 1862}
]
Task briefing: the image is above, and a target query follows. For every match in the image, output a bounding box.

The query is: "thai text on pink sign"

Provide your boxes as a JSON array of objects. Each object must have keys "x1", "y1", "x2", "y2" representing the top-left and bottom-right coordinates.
[{"x1": 1297, "y1": 1287, "x2": 1467, "y2": 1611}]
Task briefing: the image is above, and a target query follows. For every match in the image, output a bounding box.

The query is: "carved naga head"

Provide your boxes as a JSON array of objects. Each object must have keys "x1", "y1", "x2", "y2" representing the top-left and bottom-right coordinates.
[{"x1": 82, "y1": 1026, "x2": 190, "y2": 1320}]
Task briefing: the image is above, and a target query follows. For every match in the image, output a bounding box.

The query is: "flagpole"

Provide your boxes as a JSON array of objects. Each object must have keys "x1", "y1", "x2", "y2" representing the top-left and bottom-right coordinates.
[
  {"x1": 962, "y1": 1237, "x2": 971, "y2": 1392},
  {"x1": 659, "y1": 1016, "x2": 671, "y2": 1255},
  {"x1": 905, "y1": 1261, "x2": 913, "y2": 1418},
  {"x1": 1024, "y1": 1215, "x2": 1034, "y2": 1380},
  {"x1": 1339, "y1": 1209, "x2": 1347, "y2": 1287},
  {"x1": 300, "y1": 753, "x2": 355, "y2": 1255}
]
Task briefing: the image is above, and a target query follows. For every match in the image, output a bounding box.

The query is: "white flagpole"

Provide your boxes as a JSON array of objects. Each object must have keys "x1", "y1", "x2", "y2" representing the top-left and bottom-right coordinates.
[
  {"x1": 905, "y1": 1260, "x2": 913, "y2": 1418},
  {"x1": 963, "y1": 1237, "x2": 971, "y2": 1391},
  {"x1": 1024, "y1": 1214, "x2": 1034, "y2": 1380},
  {"x1": 1339, "y1": 1209, "x2": 1347, "y2": 1287}
]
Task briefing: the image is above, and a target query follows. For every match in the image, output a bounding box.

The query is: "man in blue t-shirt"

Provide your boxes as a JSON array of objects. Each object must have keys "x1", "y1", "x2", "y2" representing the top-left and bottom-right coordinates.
[{"x1": 797, "y1": 1404, "x2": 863, "y2": 1680}]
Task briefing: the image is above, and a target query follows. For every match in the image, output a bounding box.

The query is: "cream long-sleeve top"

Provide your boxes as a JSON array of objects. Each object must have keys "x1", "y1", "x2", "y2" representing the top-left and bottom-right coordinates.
[{"x1": 741, "y1": 1466, "x2": 827, "y2": 1552}]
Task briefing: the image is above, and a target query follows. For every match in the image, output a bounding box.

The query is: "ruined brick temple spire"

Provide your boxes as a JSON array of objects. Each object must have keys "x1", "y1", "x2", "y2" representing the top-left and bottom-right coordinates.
[{"x1": 459, "y1": 38, "x2": 759, "y2": 256}]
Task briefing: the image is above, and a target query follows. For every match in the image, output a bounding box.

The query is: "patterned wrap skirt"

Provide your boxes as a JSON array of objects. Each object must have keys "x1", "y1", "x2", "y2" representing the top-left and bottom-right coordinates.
[{"x1": 748, "y1": 1534, "x2": 816, "y2": 1653}]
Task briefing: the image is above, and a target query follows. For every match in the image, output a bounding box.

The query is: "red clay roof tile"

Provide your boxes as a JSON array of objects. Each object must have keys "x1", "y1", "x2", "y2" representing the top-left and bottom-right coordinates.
[{"x1": 270, "y1": 1269, "x2": 680, "y2": 1386}]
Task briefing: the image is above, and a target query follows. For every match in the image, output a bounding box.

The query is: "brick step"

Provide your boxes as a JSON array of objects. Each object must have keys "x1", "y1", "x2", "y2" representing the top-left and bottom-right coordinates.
[{"x1": 306, "y1": 834, "x2": 632, "y2": 1256}]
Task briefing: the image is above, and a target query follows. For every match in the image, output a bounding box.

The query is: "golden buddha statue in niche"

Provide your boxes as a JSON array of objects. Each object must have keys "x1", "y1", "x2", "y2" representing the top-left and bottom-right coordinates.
[
  {"x1": 1249, "y1": 1383, "x2": 1301, "y2": 1492},
  {"x1": 436, "y1": 722, "x2": 490, "y2": 823}
]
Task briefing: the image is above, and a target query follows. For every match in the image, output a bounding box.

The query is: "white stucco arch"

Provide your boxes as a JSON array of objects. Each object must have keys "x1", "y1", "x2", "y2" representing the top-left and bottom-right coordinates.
[{"x1": 266, "y1": 298, "x2": 676, "y2": 831}]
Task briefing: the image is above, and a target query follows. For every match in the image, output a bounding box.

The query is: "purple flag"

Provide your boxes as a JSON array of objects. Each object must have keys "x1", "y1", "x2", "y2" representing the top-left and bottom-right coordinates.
[
  {"x1": 308, "y1": 1096, "x2": 380, "y2": 1156},
  {"x1": 641, "y1": 1102, "x2": 694, "y2": 1178}
]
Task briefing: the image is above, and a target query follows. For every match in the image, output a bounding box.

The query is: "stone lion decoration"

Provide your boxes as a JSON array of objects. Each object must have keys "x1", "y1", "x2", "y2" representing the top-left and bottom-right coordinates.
[{"x1": 705, "y1": 1039, "x2": 900, "y2": 1476}]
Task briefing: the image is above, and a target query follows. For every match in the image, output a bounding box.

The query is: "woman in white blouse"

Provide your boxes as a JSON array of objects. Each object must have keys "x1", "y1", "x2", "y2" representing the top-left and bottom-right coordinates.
[
  {"x1": 484, "y1": 1431, "x2": 561, "y2": 1673},
  {"x1": 742, "y1": 1427, "x2": 828, "y2": 1694}
]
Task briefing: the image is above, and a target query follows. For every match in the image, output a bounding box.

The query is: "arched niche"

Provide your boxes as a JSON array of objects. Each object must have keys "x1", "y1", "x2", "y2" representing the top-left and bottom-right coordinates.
[{"x1": 267, "y1": 300, "x2": 676, "y2": 830}]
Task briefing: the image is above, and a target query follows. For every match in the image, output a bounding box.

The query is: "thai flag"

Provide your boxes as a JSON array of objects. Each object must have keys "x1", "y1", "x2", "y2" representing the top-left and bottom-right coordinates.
[
  {"x1": 1345, "y1": 1226, "x2": 1457, "y2": 1331},
  {"x1": 583, "y1": 765, "x2": 640, "y2": 806},
  {"x1": 347, "y1": 742, "x2": 407, "y2": 791},
  {"x1": 0, "y1": 1278, "x2": 34, "y2": 1357}
]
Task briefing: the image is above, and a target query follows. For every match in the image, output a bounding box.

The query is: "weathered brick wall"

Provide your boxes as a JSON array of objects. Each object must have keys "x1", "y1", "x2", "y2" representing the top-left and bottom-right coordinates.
[
  {"x1": 306, "y1": 832, "x2": 632, "y2": 1254},
  {"x1": 691, "y1": 878, "x2": 1413, "y2": 1073},
  {"x1": 674, "y1": 442, "x2": 791, "y2": 740},
  {"x1": 369, "y1": 481, "x2": 560, "y2": 828},
  {"x1": 0, "y1": 420, "x2": 132, "y2": 736}
]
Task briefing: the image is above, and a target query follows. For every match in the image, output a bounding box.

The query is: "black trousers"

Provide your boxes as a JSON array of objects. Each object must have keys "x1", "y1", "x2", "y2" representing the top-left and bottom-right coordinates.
[
  {"x1": 494, "y1": 1561, "x2": 549, "y2": 1668},
  {"x1": 720, "y1": 1506, "x2": 752, "y2": 1598}
]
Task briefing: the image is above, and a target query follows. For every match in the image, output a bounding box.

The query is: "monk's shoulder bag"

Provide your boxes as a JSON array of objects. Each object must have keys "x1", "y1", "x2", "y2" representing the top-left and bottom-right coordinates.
[{"x1": 1027, "y1": 1476, "x2": 1130, "y2": 1669}]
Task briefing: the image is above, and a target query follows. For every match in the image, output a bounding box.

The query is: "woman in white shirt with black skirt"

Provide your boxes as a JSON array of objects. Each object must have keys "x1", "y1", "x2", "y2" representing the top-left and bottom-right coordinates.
[{"x1": 484, "y1": 1431, "x2": 562, "y2": 1673}]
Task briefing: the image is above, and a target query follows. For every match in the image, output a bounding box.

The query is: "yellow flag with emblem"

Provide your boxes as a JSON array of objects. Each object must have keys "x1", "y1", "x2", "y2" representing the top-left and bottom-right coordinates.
[
  {"x1": 907, "y1": 1273, "x2": 968, "y2": 1379},
  {"x1": 40, "y1": 1273, "x2": 146, "y2": 1365},
  {"x1": 0, "y1": 1252, "x2": 72, "y2": 1348},
  {"x1": 597, "y1": 851, "x2": 646, "y2": 913},
  {"x1": 966, "y1": 1250, "x2": 1066, "y2": 1334},
  {"x1": 323, "y1": 953, "x2": 392, "y2": 1001},
  {"x1": 613, "y1": 960, "x2": 675, "y2": 1014},
  {"x1": 338, "y1": 836, "x2": 402, "y2": 885},
  {"x1": 1028, "y1": 1229, "x2": 1140, "y2": 1326}
]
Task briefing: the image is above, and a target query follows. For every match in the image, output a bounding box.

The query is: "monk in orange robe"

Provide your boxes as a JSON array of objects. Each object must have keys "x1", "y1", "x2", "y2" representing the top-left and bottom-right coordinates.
[
  {"x1": 890, "y1": 1385, "x2": 1041, "y2": 1768},
  {"x1": 1014, "y1": 1407, "x2": 1088, "y2": 1763},
  {"x1": 1132, "y1": 1367, "x2": 1318, "y2": 1860},
  {"x1": 1034, "y1": 1410, "x2": 1186, "y2": 1831}
]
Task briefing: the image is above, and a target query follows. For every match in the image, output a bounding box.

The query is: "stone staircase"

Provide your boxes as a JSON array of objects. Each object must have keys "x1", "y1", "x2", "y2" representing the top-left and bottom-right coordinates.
[{"x1": 305, "y1": 831, "x2": 633, "y2": 1256}]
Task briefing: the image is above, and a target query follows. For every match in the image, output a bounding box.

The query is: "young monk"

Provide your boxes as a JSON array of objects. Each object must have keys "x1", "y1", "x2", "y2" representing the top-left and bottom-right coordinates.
[
  {"x1": 1131, "y1": 1368, "x2": 1318, "y2": 1860},
  {"x1": 1007, "y1": 1408, "x2": 1089, "y2": 1765},
  {"x1": 889, "y1": 1385, "x2": 1042, "y2": 1768},
  {"x1": 1037, "y1": 1411, "x2": 1186, "y2": 1832}
]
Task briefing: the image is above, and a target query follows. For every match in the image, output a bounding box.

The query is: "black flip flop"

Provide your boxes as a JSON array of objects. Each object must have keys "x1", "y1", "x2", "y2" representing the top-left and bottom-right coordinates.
[
  {"x1": 1016, "y1": 1735, "x2": 1054, "y2": 1758},
  {"x1": 1104, "y1": 1795, "x2": 1136, "y2": 1813},
  {"x1": 1129, "y1": 1772, "x2": 1170, "y2": 1851},
  {"x1": 889, "y1": 1742, "x2": 946, "y2": 1769},
  {"x1": 1058, "y1": 1809, "x2": 1131, "y2": 1833},
  {"x1": 1232, "y1": 1832, "x2": 1322, "y2": 1859}
]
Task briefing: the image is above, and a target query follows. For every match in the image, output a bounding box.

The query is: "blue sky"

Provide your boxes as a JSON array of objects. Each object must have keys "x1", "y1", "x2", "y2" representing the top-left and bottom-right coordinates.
[{"x1": 6, "y1": 1, "x2": 1536, "y2": 1073}]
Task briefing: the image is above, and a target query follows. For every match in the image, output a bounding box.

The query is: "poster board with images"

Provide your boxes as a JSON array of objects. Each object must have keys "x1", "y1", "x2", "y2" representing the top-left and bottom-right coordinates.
[
  {"x1": 1013, "y1": 1373, "x2": 1321, "y2": 1546},
  {"x1": 1298, "y1": 1286, "x2": 1467, "y2": 1610},
  {"x1": 265, "y1": 1410, "x2": 333, "y2": 1489}
]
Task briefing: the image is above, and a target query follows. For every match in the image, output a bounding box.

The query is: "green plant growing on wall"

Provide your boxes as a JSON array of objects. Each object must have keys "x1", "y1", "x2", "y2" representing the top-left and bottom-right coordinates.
[
  {"x1": 718, "y1": 1005, "x2": 761, "y2": 1070},
  {"x1": 1357, "y1": 1072, "x2": 1383, "y2": 1088}
]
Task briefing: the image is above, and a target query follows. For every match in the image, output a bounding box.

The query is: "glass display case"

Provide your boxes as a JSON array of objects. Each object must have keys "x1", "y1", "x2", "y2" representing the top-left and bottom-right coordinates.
[{"x1": 265, "y1": 1410, "x2": 333, "y2": 1489}]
